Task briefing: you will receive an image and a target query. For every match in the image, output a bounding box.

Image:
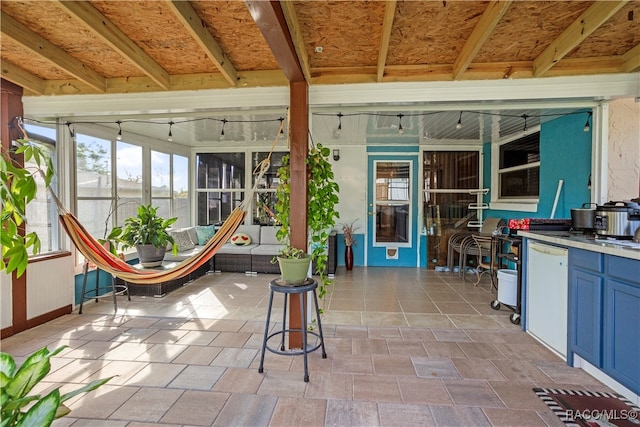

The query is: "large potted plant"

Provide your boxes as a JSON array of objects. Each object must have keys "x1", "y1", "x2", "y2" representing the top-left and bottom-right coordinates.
[
  {"x1": 112, "y1": 204, "x2": 178, "y2": 267},
  {"x1": 273, "y1": 143, "x2": 340, "y2": 295}
]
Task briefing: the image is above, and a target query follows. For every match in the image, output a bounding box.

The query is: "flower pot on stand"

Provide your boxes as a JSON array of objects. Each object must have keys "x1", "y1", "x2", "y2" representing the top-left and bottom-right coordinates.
[
  {"x1": 345, "y1": 245, "x2": 354, "y2": 270},
  {"x1": 277, "y1": 254, "x2": 312, "y2": 284}
]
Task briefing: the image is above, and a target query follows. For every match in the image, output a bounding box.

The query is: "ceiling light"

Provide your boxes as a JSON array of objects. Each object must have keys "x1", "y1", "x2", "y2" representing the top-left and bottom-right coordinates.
[
  {"x1": 315, "y1": 46, "x2": 324, "y2": 53},
  {"x1": 116, "y1": 120, "x2": 122, "y2": 141},
  {"x1": 583, "y1": 112, "x2": 592, "y2": 132},
  {"x1": 397, "y1": 114, "x2": 404, "y2": 135},
  {"x1": 168, "y1": 121, "x2": 174, "y2": 142},
  {"x1": 456, "y1": 111, "x2": 463, "y2": 129}
]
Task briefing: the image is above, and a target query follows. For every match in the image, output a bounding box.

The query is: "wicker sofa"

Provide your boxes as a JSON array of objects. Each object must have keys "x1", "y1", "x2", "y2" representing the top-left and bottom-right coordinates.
[{"x1": 165, "y1": 224, "x2": 337, "y2": 275}]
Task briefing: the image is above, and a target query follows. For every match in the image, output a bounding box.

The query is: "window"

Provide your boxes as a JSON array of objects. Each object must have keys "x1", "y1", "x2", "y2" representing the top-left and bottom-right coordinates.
[
  {"x1": 196, "y1": 153, "x2": 245, "y2": 225},
  {"x1": 252, "y1": 151, "x2": 286, "y2": 225},
  {"x1": 76, "y1": 133, "x2": 190, "y2": 254},
  {"x1": 497, "y1": 131, "x2": 540, "y2": 199},
  {"x1": 24, "y1": 123, "x2": 60, "y2": 254}
]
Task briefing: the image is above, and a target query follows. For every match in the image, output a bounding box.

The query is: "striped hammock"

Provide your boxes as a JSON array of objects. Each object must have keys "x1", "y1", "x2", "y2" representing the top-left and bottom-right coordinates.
[{"x1": 59, "y1": 206, "x2": 246, "y2": 284}]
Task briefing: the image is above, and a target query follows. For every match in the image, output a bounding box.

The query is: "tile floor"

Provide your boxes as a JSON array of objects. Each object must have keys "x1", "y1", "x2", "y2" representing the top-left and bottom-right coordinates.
[{"x1": 1, "y1": 267, "x2": 613, "y2": 426}]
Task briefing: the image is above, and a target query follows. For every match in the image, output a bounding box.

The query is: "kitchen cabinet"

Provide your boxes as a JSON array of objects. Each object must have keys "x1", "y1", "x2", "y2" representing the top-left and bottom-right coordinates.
[
  {"x1": 567, "y1": 248, "x2": 640, "y2": 395},
  {"x1": 568, "y1": 249, "x2": 604, "y2": 367},
  {"x1": 604, "y1": 256, "x2": 640, "y2": 394}
]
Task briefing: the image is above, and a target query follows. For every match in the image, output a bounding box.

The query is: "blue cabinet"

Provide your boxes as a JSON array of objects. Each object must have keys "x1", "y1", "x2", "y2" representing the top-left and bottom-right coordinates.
[
  {"x1": 568, "y1": 249, "x2": 604, "y2": 366},
  {"x1": 568, "y1": 248, "x2": 640, "y2": 395},
  {"x1": 604, "y1": 256, "x2": 640, "y2": 393}
]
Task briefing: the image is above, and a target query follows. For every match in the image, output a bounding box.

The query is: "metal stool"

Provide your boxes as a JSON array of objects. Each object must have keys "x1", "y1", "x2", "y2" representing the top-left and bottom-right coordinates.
[
  {"x1": 78, "y1": 260, "x2": 129, "y2": 314},
  {"x1": 258, "y1": 278, "x2": 326, "y2": 382}
]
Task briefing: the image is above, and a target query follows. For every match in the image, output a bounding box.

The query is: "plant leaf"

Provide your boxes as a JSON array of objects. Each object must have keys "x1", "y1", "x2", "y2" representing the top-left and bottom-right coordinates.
[{"x1": 15, "y1": 389, "x2": 59, "y2": 427}]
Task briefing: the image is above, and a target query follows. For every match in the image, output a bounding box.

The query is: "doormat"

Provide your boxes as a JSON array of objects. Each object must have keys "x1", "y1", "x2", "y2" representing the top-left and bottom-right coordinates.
[{"x1": 533, "y1": 387, "x2": 640, "y2": 427}]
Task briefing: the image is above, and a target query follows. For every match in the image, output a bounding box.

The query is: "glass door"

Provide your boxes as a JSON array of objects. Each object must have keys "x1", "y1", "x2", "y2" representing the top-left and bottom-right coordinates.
[{"x1": 367, "y1": 155, "x2": 418, "y2": 267}]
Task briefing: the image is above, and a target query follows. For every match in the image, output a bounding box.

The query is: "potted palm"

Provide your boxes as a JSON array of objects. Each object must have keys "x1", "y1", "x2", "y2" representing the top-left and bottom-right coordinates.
[
  {"x1": 273, "y1": 143, "x2": 339, "y2": 295},
  {"x1": 111, "y1": 204, "x2": 178, "y2": 267}
]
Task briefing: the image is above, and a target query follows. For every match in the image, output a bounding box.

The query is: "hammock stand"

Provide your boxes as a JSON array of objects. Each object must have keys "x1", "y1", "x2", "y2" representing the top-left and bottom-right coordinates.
[{"x1": 55, "y1": 119, "x2": 284, "y2": 286}]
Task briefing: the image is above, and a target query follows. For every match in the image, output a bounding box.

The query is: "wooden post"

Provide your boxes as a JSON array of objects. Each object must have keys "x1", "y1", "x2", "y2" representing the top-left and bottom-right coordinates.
[
  {"x1": 288, "y1": 80, "x2": 309, "y2": 348},
  {"x1": 1, "y1": 79, "x2": 28, "y2": 336}
]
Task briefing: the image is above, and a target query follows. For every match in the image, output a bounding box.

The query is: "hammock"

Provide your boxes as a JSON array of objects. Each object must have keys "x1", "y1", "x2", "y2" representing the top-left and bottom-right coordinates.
[{"x1": 54, "y1": 117, "x2": 284, "y2": 285}]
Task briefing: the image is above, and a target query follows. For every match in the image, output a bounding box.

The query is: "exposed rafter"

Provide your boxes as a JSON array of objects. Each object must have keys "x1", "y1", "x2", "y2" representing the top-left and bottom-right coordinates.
[
  {"x1": 57, "y1": 1, "x2": 170, "y2": 90},
  {"x1": 280, "y1": 0, "x2": 311, "y2": 83},
  {"x1": 244, "y1": 0, "x2": 305, "y2": 83},
  {"x1": 0, "y1": 61, "x2": 46, "y2": 95},
  {"x1": 452, "y1": 0, "x2": 512, "y2": 80},
  {"x1": 0, "y1": 11, "x2": 106, "y2": 92},
  {"x1": 533, "y1": 0, "x2": 628, "y2": 77},
  {"x1": 622, "y1": 44, "x2": 640, "y2": 73},
  {"x1": 167, "y1": 0, "x2": 238, "y2": 87},
  {"x1": 377, "y1": 0, "x2": 397, "y2": 82}
]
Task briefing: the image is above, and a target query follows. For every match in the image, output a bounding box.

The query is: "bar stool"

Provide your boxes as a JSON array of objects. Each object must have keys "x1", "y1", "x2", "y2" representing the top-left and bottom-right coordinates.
[
  {"x1": 258, "y1": 278, "x2": 326, "y2": 382},
  {"x1": 78, "y1": 260, "x2": 129, "y2": 314}
]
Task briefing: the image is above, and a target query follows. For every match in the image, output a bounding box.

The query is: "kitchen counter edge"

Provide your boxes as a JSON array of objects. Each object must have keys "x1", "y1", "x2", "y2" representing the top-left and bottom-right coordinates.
[{"x1": 517, "y1": 231, "x2": 640, "y2": 261}]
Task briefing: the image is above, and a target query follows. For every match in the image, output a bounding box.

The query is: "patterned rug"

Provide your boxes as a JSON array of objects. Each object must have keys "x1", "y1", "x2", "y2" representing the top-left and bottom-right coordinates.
[{"x1": 533, "y1": 388, "x2": 640, "y2": 427}]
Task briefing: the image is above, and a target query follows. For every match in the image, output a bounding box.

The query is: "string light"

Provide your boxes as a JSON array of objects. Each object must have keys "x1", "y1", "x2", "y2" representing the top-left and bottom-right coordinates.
[
  {"x1": 584, "y1": 112, "x2": 592, "y2": 132},
  {"x1": 168, "y1": 121, "x2": 174, "y2": 142},
  {"x1": 521, "y1": 114, "x2": 528, "y2": 134},
  {"x1": 456, "y1": 111, "x2": 463, "y2": 129},
  {"x1": 278, "y1": 117, "x2": 285, "y2": 134},
  {"x1": 220, "y1": 118, "x2": 227, "y2": 139},
  {"x1": 397, "y1": 113, "x2": 404, "y2": 134},
  {"x1": 336, "y1": 112, "x2": 343, "y2": 135},
  {"x1": 116, "y1": 120, "x2": 122, "y2": 141},
  {"x1": 65, "y1": 121, "x2": 75, "y2": 138}
]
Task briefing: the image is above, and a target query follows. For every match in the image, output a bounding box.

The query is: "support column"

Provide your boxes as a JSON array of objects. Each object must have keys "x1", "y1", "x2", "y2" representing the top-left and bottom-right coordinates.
[
  {"x1": 1, "y1": 79, "x2": 27, "y2": 336},
  {"x1": 288, "y1": 80, "x2": 309, "y2": 349}
]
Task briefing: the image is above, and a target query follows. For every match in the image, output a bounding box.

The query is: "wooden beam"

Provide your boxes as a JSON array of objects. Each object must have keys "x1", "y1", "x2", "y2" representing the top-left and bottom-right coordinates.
[
  {"x1": 452, "y1": 0, "x2": 512, "y2": 80},
  {"x1": 279, "y1": 0, "x2": 311, "y2": 82},
  {"x1": 622, "y1": 44, "x2": 640, "y2": 72},
  {"x1": 57, "y1": 1, "x2": 170, "y2": 90},
  {"x1": 377, "y1": 0, "x2": 397, "y2": 82},
  {"x1": 245, "y1": 0, "x2": 305, "y2": 82},
  {"x1": 0, "y1": 11, "x2": 106, "y2": 92},
  {"x1": 533, "y1": 0, "x2": 628, "y2": 77},
  {"x1": 1, "y1": 61, "x2": 46, "y2": 95},
  {"x1": 166, "y1": 0, "x2": 238, "y2": 87}
]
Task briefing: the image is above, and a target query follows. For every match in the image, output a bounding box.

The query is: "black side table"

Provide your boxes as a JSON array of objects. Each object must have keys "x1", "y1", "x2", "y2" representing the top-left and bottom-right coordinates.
[{"x1": 258, "y1": 278, "x2": 327, "y2": 382}]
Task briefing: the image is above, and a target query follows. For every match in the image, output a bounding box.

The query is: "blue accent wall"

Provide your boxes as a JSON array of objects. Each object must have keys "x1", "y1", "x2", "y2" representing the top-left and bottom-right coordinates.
[{"x1": 483, "y1": 113, "x2": 592, "y2": 222}]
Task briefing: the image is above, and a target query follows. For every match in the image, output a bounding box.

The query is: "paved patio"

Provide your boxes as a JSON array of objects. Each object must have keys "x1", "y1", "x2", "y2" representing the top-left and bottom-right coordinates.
[{"x1": 1, "y1": 267, "x2": 610, "y2": 426}]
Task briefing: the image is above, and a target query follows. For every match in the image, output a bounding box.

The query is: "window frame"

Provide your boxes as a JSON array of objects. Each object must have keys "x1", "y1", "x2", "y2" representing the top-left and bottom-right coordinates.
[{"x1": 490, "y1": 125, "x2": 541, "y2": 212}]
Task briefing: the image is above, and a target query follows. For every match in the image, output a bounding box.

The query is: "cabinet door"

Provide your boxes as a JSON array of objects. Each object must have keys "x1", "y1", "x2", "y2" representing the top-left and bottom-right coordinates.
[
  {"x1": 603, "y1": 279, "x2": 640, "y2": 394},
  {"x1": 568, "y1": 268, "x2": 603, "y2": 366}
]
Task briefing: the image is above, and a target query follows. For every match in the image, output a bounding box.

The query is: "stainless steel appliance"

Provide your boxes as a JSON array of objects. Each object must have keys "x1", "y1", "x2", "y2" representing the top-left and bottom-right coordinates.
[
  {"x1": 570, "y1": 203, "x2": 596, "y2": 230},
  {"x1": 594, "y1": 201, "x2": 640, "y2": 238}
]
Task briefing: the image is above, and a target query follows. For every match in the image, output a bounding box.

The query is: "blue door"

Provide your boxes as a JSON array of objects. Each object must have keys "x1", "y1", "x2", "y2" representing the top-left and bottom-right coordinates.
[{"x1": 366, "y1": 154, "x2": 419, "y2": 267}]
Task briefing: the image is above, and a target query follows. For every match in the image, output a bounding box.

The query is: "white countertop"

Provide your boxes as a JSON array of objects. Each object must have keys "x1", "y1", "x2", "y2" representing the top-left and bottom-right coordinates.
[{"x1": 518, "y1": 231, "x2": 640, "y2": 261}]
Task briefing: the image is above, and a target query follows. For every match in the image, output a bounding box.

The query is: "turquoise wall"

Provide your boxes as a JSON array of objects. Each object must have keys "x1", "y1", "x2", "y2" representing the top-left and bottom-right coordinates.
[{"x1": 483, "y1": 113, "x2": 592, "y2": 222}]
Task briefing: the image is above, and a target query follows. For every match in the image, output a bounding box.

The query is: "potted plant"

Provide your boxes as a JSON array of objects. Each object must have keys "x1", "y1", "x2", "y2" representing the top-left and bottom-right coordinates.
[
  {"x1": 272, "y1": 143, "x2": 340, "y2": 295},
  {"x1": 341, "y1": 219, "x2": 361, "y2": 271},
  {"x1": 1, "y1": 139, "x2": 54, "y2": 277},
  {"x1": 111, "y1": 204, "x2": 178, "y2": 267}
]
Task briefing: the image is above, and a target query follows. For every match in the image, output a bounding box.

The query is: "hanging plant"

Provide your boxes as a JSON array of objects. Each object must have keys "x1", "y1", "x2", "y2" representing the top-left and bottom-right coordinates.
[{"x1": 273, "y1": 143, "x2": 340, "y2": 297}]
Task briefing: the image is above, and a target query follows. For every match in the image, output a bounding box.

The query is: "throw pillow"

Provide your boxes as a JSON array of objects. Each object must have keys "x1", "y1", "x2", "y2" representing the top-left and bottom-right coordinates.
[
  {"x1": 195, "y1": 225, "x2": 216, "y2": 245},
  {"x1": 170, "y1": 229, "x2": 195, "y2": 251},
  {"x1": 230, "y1": 232, "x2": 252, "y2": 246}
]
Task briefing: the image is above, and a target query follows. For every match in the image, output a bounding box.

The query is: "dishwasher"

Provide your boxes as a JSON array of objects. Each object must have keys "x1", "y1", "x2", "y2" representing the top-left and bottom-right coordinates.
[{"x1": 526, "y1": 241, "x2": 568, "y2": 358}]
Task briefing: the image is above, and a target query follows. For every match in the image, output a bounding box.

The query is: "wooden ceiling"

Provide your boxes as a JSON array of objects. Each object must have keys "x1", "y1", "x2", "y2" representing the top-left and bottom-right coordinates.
[{"x1": 1, "y1": 1, "x2": 639, "y2": 97}]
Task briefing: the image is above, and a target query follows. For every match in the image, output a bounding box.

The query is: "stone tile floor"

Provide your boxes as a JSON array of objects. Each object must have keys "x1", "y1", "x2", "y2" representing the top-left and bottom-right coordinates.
[{"x1": 1, "y1": 267, "x2": 612, "y2": 426}]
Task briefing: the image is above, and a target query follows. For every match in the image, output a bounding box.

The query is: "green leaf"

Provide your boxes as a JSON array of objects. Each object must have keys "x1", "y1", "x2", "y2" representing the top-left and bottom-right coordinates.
[
  {"x1": 0, "y1": 352, "x2": 17, "y2": 378},
  {"x1": 60, "y1": 376, "x2": 114, "y2": 402},
  {"x1": 15, "y1": 389, "x2": 59, "y2": 427},
  {"x1": 7, "y1": 348, "x2": 51, "y2": 398}
]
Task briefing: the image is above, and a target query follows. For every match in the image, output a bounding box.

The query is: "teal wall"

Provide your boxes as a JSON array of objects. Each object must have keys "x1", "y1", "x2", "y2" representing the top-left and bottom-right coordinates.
[{"x1": 483, "y1": 113, "x2": 592, "y2": 222}]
